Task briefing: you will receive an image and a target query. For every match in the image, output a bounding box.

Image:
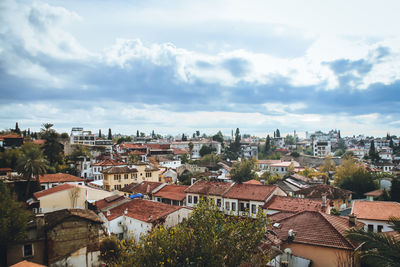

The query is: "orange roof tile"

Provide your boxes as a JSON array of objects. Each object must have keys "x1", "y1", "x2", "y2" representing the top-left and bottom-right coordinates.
[
  {"x1": 223, "y1": 183, "x2": 276, "y2": 201},
  {"x1": 271, "y1": 211, "x2": 363, "y2": 250},
  {"x1": 0, "y1": 134, "x2": 22, "y2": 139},
  {"x1": 103, "y1": 198, "x2": 184, "y2": 222},
  {"x1": 364, "y1": 189, "x2": 383, "y2": 197},
  {"x1": 10, "y1": 260, "x2": 46, "y2": 267},
  {"x1": 185, "y1": 180, "x2": 233, "y2": 196},
  {"x1": 92, "y1": 159, "x2": 126, "y2": 167},
  {"x1": 264, "y1": 196, "x2": 324, "y2": 212},
  {"x1": 352, "y1": 201, "x2": 400, "y2": 221},
  {"x1": 243, "y1": 179, "x2": 262, "y2": 185},
  {"x1": 153, "y1": 185, "x2": 189, "y2": 201},
  {"x1": 121, "y1": 181, "x2": 162, "y2": 194},
  {"x1": 39, "y1": 173, "x2": 84, "y2": 183},
  {"x1": 295, "y1": 184, "x2": 352, "y2": 199},
  {"x1": 95, "y1": 195, "x2": 126, "y2": 210},
  {"x1": 33, "y1": 139, "x2": 45, "y2": 145},
  {"x1": 34, "y1": 183, "x2": 76, "y2": 199}
]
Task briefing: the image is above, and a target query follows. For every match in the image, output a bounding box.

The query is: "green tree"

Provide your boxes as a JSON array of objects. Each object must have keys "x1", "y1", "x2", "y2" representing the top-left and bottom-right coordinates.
[
  {"x1": 320, "y1": 155, "x2": 336, "y2": 173},
  {"x1": 108, "y1": 128, "x2": 112, "y2": 140},
  {"x1": 0, "y1": 181, "x2": 30, "y2": 266},
  {"x1": 0, "y1": 148, "x2": 22, "y2": 169},
  {"x1": 196, "y1": 130, "x2": 200, "y2": 137},
  {"x1": 14, "y1": 122, "x2": 21, "y2": 135},
  {"x1": 182, "y1": 133, "x2": 187, "y2": 141},
  {"x1": 265, "y1": 135, "x2": 271, "y2": 153},
  {"x1": 234, "y1": 128, "x2": 241, "y2": 152},
  {"x1": 136, "y1": 130, "x2": 139, "y2": 137},
  {"x1": 339, "y1": 168, "x2": 378, "y2": 199},
  {"x1": 369, "y1": 140, "x2": 380, "y2": 162},
  {"x1": 260, "y1": 171, "x2": 282, "y2": 185},
  {"x1": 346, "y1": 217, "x2": 400, "y2": 266},
  {"x1": 390, "y1": 177, "x2": 400, "y2": 202},
  {"x1": 285, "y1": 134, "x2": 296, "y2": 146},
  {"x1": 178, "y1": 170, "x2": 192, "y2": 185},
  {"x1": 99, "y1": 235, "x2": 123, "y2": 266},
  {"x1": 16, "y1": 143, "x2": 49, "y2": 196},
  {"x1": 41, "y1": 123, "x2": 53, "y2": 132},
  {"x1": 275, "y1": 129, "x2": 280, "y2": 138},
  {"x1": 212, "y1": 131, "x2": 224, "y2": 144},
  {"x1": 230, "y1": 158, "x2": 257, "y2": 183},
  {"x1": 188, "y1": 141, "x2": 194, "y2": 154},
  {"x1": 199, "y1": 145, "x2": 215, "y2": 157},
  {"x1": 106, "y1": 200, "x2": 268, "y2": 267},
  {"x1": 41, "y1": 127, "x2": 63, "y2": 166}
]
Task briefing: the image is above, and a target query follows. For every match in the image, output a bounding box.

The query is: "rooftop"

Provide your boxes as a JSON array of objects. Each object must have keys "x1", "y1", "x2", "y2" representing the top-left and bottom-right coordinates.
[
  {"x1": 33, "y1": 183, "x2": 75, "y2": 199},
  {"x1": 352, "y1": 200, "x2": 400, "y2": 221},
  {"x1": 45, "y1": 208, "x2": 103, "y2": 228},
  {"x1": 102, "y1": 166, "x2": 137, "y2": 174},
  {"x1": 92, "y1": 159, "x2": 126, "y2": 167},
  {"x1": 223, "y1": 183, "x2": 277, "y2": 202},
  {"x1": 295, "y1": 184, "x2": 352, "y2": 199},
  {"x1": 153, "y1": 184, "x2": 189, "y2": 201},
  {"x1": 121, "y1": 181, "x2": 162, "y2": 194},
  {"x1": 39, "y1": 173, "x2": 84, "y2": 183},
  {"x1": 264, "y1": 196, "x2": 324, "y2": 212},
  {"x1": 185, "y1": 180, "x2": 233, "y2": 196}
]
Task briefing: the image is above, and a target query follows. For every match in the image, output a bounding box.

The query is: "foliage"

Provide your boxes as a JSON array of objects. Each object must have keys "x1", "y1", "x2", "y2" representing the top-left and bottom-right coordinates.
[
  {"x1": 188, "y1": 142, "x2": 194, "y2": 152},
  {"x1": 199, "y1": 145, "x2": 216, "y2": 157},
  {"x1": 330, "y1": 207, "x2": 340, "y2": 216},
  {"x1": 0, "y1": 181, "x2": 30, "y2": 265},
  {"x1": 178, "y1": 170, "x2": 193, "y2": 185},
  {"x1": 197, "y1": 154, "x2": 221, "y2": 166},
  {"x1": 40, "y1": 126, "x2": 63, "y2": 166},
  {"x1": 337, "y1": 138, "x2": 346, "y2": 151},
  {"x1": 16, "y1": 143, "x2": 49, "y2": 196},
  {"x1": 290, "y1": 151, "x2": 300, "y2": 157},
  {"x1": 390, "y1": 177, "x2": 400, "y2": 202},
  {"x1": 378, "y1": 188, "x2": 390, "y2": 201},
  {"x1": 335, "y1": 160, "x2": 378, "y2": 198},
  {"x1": 298, "y1": 167, "x2": 328, "y2": 182},
  {"x1": 230, "y1": 158, "x2": 257, "y2": 183},
  {"x1": 60, "y1": 132, "x2": 69, "y2": 140},
  {"x1": 284, "y1": 134, "x2": 296, "y2": 146},
  {"x1": 0, "y1": 148, "x2": 22, "y2": 169},
  {"x1": 108, "y1": 128, "x2": 112, "y2": 140},
  {"x1": 179, "y1": 153, "x2": 190, "y2": 164},
  {"x1": 259, "y1": 171, "x2": 282, "y2": 185},
  {"x1": 334, "y1": 148, "x2": 345, "y2": 157},
  {"x1": 275, "y1": 129, "x2": 280, "y2": 138},
  {"x1": 320, "y1": 156, "x2": 336, "y2": 173},
  {"x1": 265, "y1": 135, "x2": 271, "y2": 153},
  {"x1": 116, "y1": 136, "x2": 133, "y2": 144},
  {"x1": 369, "y1": 140, "x2": 380, "y2": 163},
  {"x1": 233, "y1": 128, "x2": 241, "y2": 152},
  {"x1": 182, "y1": 133, "x2": 188, "y2": 141},
  {"x1": 212, "y1": 131, "x2": 224, "y2": 146},
  {"x1": 70, "y1": 145, "x2": 92, "y2": 162},
  {"x1": 99, "y1": 235, "x2": 124, "y2": 266},
  {"x1": 346, "y1": 217, "x2": 400, "y2": 267},
  {"x1": 103, "y1": 200, "x2": 269, "y2": 267}
]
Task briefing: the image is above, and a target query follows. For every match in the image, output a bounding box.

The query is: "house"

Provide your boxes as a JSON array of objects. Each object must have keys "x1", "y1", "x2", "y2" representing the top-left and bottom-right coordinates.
[
  {"x1": 0, "y1": 134, "x2": 24, "y2": 149},
  {"x1": 7, "y1": 209, "x2": 104, "y2": 267},
  {"x1": 312, "y1": 140, "x2": 331, "y2": 157},
  {"x1": 351, "y1": 200, "x2": 400, "y2": 232},
  {"x1": 30, "y1": 184, "x2": 116, "y2": 213},
  {"x1": 185, "y1": 180, "x2": 233, "y2": 209},
  {"x1": 38, "y1": 173, "x2": 85, "y2": 190},
  {"x1": 269, "y1": 161, "x2": 300, "y2": 175},
  {"x1": 171, "y1": 140, "x2": 222, "y2": 159},
  {"x1": 98, "y1": 198, "x2": 192, "y2": 240},
  {"x1": 294, "y1": 184, "x2": 353, "y2": 211},
  {"x1": 153, "y1": 184, "x2": 188, "y2": 206},
  {"x1": 222, "y1": 183, "x2": 287, "y2": 217},
  {"x1": 275, "y1": 176, "x2": 310, "y2": 196},
  {"x1": 364, "y1": 189, "x2": 384, "y2": 201},
  {"x1": 264, "y1": 195, "x2": 326, "y2": 216},
  {"x1": 161, "y1": 168, "x2": 178, "y2": 183},
  {"x1": 266, "y1": 211, "x2": 363, "y2": 267},
  {"x1": 256, "y1": 160, "x2": 282, "y2": 171},
  {"x1": 10, "y1": 260, "x2": 46, "y2": 267},
  {"x1": 120, "y1": 181, "x2": 163, "y2": 199},
  {"x1": 84, "y1": 159, "x2": 127, "y2": 181}
]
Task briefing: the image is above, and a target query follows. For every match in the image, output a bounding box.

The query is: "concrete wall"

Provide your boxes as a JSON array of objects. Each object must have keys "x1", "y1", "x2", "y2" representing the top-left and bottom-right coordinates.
[
  {"x1": 359, "y1": 219, "x2": 392, "y2": 232},
  {"x1": 39, "y1": 188, "x2": 87, "y2": 213},
  {"x1": 7, "y1": 240, "x2": 46, "y2": 266}
]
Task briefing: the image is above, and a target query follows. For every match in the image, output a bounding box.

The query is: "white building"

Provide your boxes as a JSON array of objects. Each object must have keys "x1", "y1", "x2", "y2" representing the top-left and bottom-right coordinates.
[
  {"x1": 171, "y1": 140, "x2": 222, "y2": 159},
  {"x1": 312, "y1": 140, "x2": 331, "y2": 157}
]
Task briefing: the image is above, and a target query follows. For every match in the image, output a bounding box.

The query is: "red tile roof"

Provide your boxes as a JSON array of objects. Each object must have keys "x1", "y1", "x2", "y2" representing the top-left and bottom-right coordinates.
[
  {"x1": 352, "y1": 200, "x2": 400, "y2": 221},
  {"x1": 153, "y1": 185, "x2": 189, "y2": 201},
  {"x1": 185, "y1": 180, "x2": 233, "y2": 196},
  {"x1": 39, "y1": 173, "x2": 84, "y2": 183},
  {"x1": 103, "y1": 199, "x2": 183, "y2": 222},
  {"x1": 34, "y1": 183, "x2": 76, "y2": 199},
  {"x1": 0, "y1": 168, "x2": 12, "y2": 172},
  {"x1": 364, "y1": 189, "x2": 383, "y2": 197},
  {"x1": 10, "y1": 260, "x2": 46, "y2": 267},
  {"x1": 95, "y1": 195, "x2": 126, "y2": 210},
  {"x1": 102, "y1": 166, "x2": 137, "y2": 174},
  {"x1": 45, "y1": 208, "x2": 103, "y2": 228},
  {"x1": 92, "y1": 159, "x2": 126, "y2": 167},
  {"x1": 223, "y1": 183, "x2": 277, "y2": 201},
  {"x1": 264, "y1": 196, "x2": 324, "y2": 212},
  {"x1": 0, "y1": 134, "x2": 22, "y2": 139},
  {"x1": 33, "y1": 139, "x2": 45, "y2": 145},
  {"x1": 295, "y1": 184, "x2": 352, "y2": 199},
  {"x1": 270, "y1": 211, "x2": 363, "y2": 250},
  {"x1": 172, "y1": 148, "x2": 188, "y2": 155},
  {"x1": 121, "y1": 181, "x2": 162, "y2": 194},
  {"x1": 243, "y1": 179, "x2": 262, "y2": 185}
]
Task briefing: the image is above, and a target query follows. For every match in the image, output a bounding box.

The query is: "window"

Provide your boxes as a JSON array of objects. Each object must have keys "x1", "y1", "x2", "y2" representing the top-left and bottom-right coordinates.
[
  {"x1": 252, "y1": 204, "x2": 256, "y2": 214},
  {"x1": 194, "y1": 196, "x2": 198, "y2": 204},
  {"x1": 188, "y1": 195, "x2": 192, "y2": 204},
  {"x1": 378, "y1": 225, "x2": 383, "y2": 232},
  {"x1": 368, "y1": 224, "x2": 374, "y2": 232},
  {"x1": 131, "y1": 173, "x2": 137, "y2": 179},
  {"x1": 216, "y1": 199, "x2": 221, "y2": 207},
  {"x1": 114, "y1": 185, "x2": 122, "y2": 190},
  {"x1": 124, "y1": 174, "x2": 128, "y2": 179},
  {"x1": 232, "y1": 202, "x2": 236, "y2": 211},
  {"x1": 23, "y1": 244, "x2": 33, "y2": 257},
  {"x1": 146, "y1": 172, "x2": 152, "y2": 178},
  {"x1": 225, "y1": 201, "x2": 230, "y2": 210},
  {"x1": 240, "y1": 203, "x2": 245, "y2": 211}
]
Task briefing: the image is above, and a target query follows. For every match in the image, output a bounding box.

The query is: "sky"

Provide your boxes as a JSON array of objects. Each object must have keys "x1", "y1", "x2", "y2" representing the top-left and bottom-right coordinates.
[{"x1": 1, "y1": 0, "x2": 400, "y2": 137}]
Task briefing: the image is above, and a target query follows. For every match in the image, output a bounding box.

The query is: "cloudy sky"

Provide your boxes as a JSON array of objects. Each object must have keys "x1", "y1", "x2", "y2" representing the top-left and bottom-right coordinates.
[{"x1": 1, "y1": 0, "x2": 400, "y2": 137}]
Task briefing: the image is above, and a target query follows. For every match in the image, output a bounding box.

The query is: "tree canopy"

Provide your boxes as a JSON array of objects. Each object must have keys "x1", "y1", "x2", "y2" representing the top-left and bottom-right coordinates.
[
  {"x1": 100, "y1": 199, "x2": 269, "y2": 267},
  {"x1": 230, "y1": 158, "x2": 257, "y2": 183}
]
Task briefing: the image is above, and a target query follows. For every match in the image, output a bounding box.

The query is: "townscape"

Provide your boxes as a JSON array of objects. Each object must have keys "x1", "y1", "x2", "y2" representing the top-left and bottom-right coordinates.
[{"x1": 1, "y1": 123, "x2": 400, "y2": 267}]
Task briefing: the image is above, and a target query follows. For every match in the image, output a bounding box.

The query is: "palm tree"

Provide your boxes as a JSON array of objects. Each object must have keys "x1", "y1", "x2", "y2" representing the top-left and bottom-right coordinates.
[
  {"x1": 16, "y1": 143, "x2": 49, "y2": 196},
  {"x1": 346, "y1": 217, "x2": 400, "y2": 267}
]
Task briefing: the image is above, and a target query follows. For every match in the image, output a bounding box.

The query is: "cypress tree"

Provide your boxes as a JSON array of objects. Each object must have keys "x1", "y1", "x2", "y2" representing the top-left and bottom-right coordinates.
[{"x1": 108, "y1": 128, "x2": 112, "y2": 140}]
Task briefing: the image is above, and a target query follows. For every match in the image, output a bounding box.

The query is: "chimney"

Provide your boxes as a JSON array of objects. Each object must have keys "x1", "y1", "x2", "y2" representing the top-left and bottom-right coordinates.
[
  {"x1": 36, "y1": 214, "x2": 45, "y2": 234},
  {"x1": 321, "y1": 194, "x2": 327, "y2": 208},
  {"x1": 349, "y1": 213, "x2": 357, "y2": 226}
]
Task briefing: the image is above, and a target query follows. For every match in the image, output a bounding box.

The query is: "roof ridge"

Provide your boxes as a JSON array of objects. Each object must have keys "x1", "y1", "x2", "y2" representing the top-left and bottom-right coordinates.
[{"x1": 318, "y1": 212, "x2": 355, "y2": 249}]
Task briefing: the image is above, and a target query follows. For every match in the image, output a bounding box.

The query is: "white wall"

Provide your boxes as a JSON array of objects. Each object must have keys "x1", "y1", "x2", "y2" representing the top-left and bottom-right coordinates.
[{"x1": 359, "y1": 219, "x2": 392, "y2": 233}]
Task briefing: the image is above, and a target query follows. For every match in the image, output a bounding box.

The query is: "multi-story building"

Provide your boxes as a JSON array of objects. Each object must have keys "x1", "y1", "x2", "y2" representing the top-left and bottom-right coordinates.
[
  {"x1": 171, "y1": 140, "x2": 221, "y2": 159},
  {"x1": 70, "y1": 127, "x2": 113, "y2": 147},
  {"x1": 312, "y1": 140, "x2": 331, "y2": 157}
]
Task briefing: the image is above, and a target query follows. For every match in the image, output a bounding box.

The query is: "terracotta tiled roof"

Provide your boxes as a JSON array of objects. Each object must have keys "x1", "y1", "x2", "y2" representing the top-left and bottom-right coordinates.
[
  {"x1": 153, "y1": 185, "x2": 189, "y2": 201},
  {"x1": 185, "y1": 180, "x2": 233, "y2": 196},
  {"x1": 102, "y1": 166, "x2": 137, "y2": 174},
  {"x1": 295, "y1": 184, "x2": 352, "y2": 199},
  {"x1": 0, "y1": 168, "x2": 12, "y2": 172},
  {"x1": 121, "y1": 181, "x2": 162, "y2": 194},
  {"x1": 243, "y1": 179, "x2": 262, "y2": 185},
  {"x1": 10, "y1": 260, "x2": 46, "y2": 267},
  {"x1": 270, "y1": 161, "x2": 300, "y2": 168},
  {"x1": 364, "y1": 189, "x2": 384, "y2": 197},
  {"x1": 33, "y1": 139, "x2": 45, "y2": 145},
  {"x1": 95, "y1": 195, "x2": 126, "y2": 210},
  {"x1": 39, "y1": 173, "x2": 84, "y2": 183},
  {"x1": 92, "y1": 159, "x2": 126, "y2": 167},
  {"x1": 103, "y1": 199, "x2": 184, "y2": 222},
  {"x1": 0, "y1": 134, "x2": 22, "y2": 139},
  {"x1": 223, "y1": 183, "x2": 277, "y2": 201},
  {"x1": 271, "y1": 211, "x2": 363, "y2": 250},
  {"x1": 352, "y1": 200, "x2": 400, "y2": 221},
  {"x1": 257, "y1": 160, "x2": 282, "y2": 165},
  {"x1": 172, "y1": 148, "x2": 188, "y2": 155},
  {"x1": 264, "y1": 196, "x2": 324, "y2": 212},
  {"x1": 45, "y1": 208, "x2": 103, "y2": 228},
  {"x1": 34, "y1": 183, "x2": 76, "y2": 199},
  {"x1": 268, "y1": 211, "x2": 296, "y2": 221},
  {"x1": 131, "y1": 150, "x2": 146, "y2": 155}
]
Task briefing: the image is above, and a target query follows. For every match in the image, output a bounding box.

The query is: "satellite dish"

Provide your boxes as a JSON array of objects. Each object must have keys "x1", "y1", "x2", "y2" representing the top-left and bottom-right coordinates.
[{"x1": 284, "y1": 248, "x2": 292, "y2": 254}]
